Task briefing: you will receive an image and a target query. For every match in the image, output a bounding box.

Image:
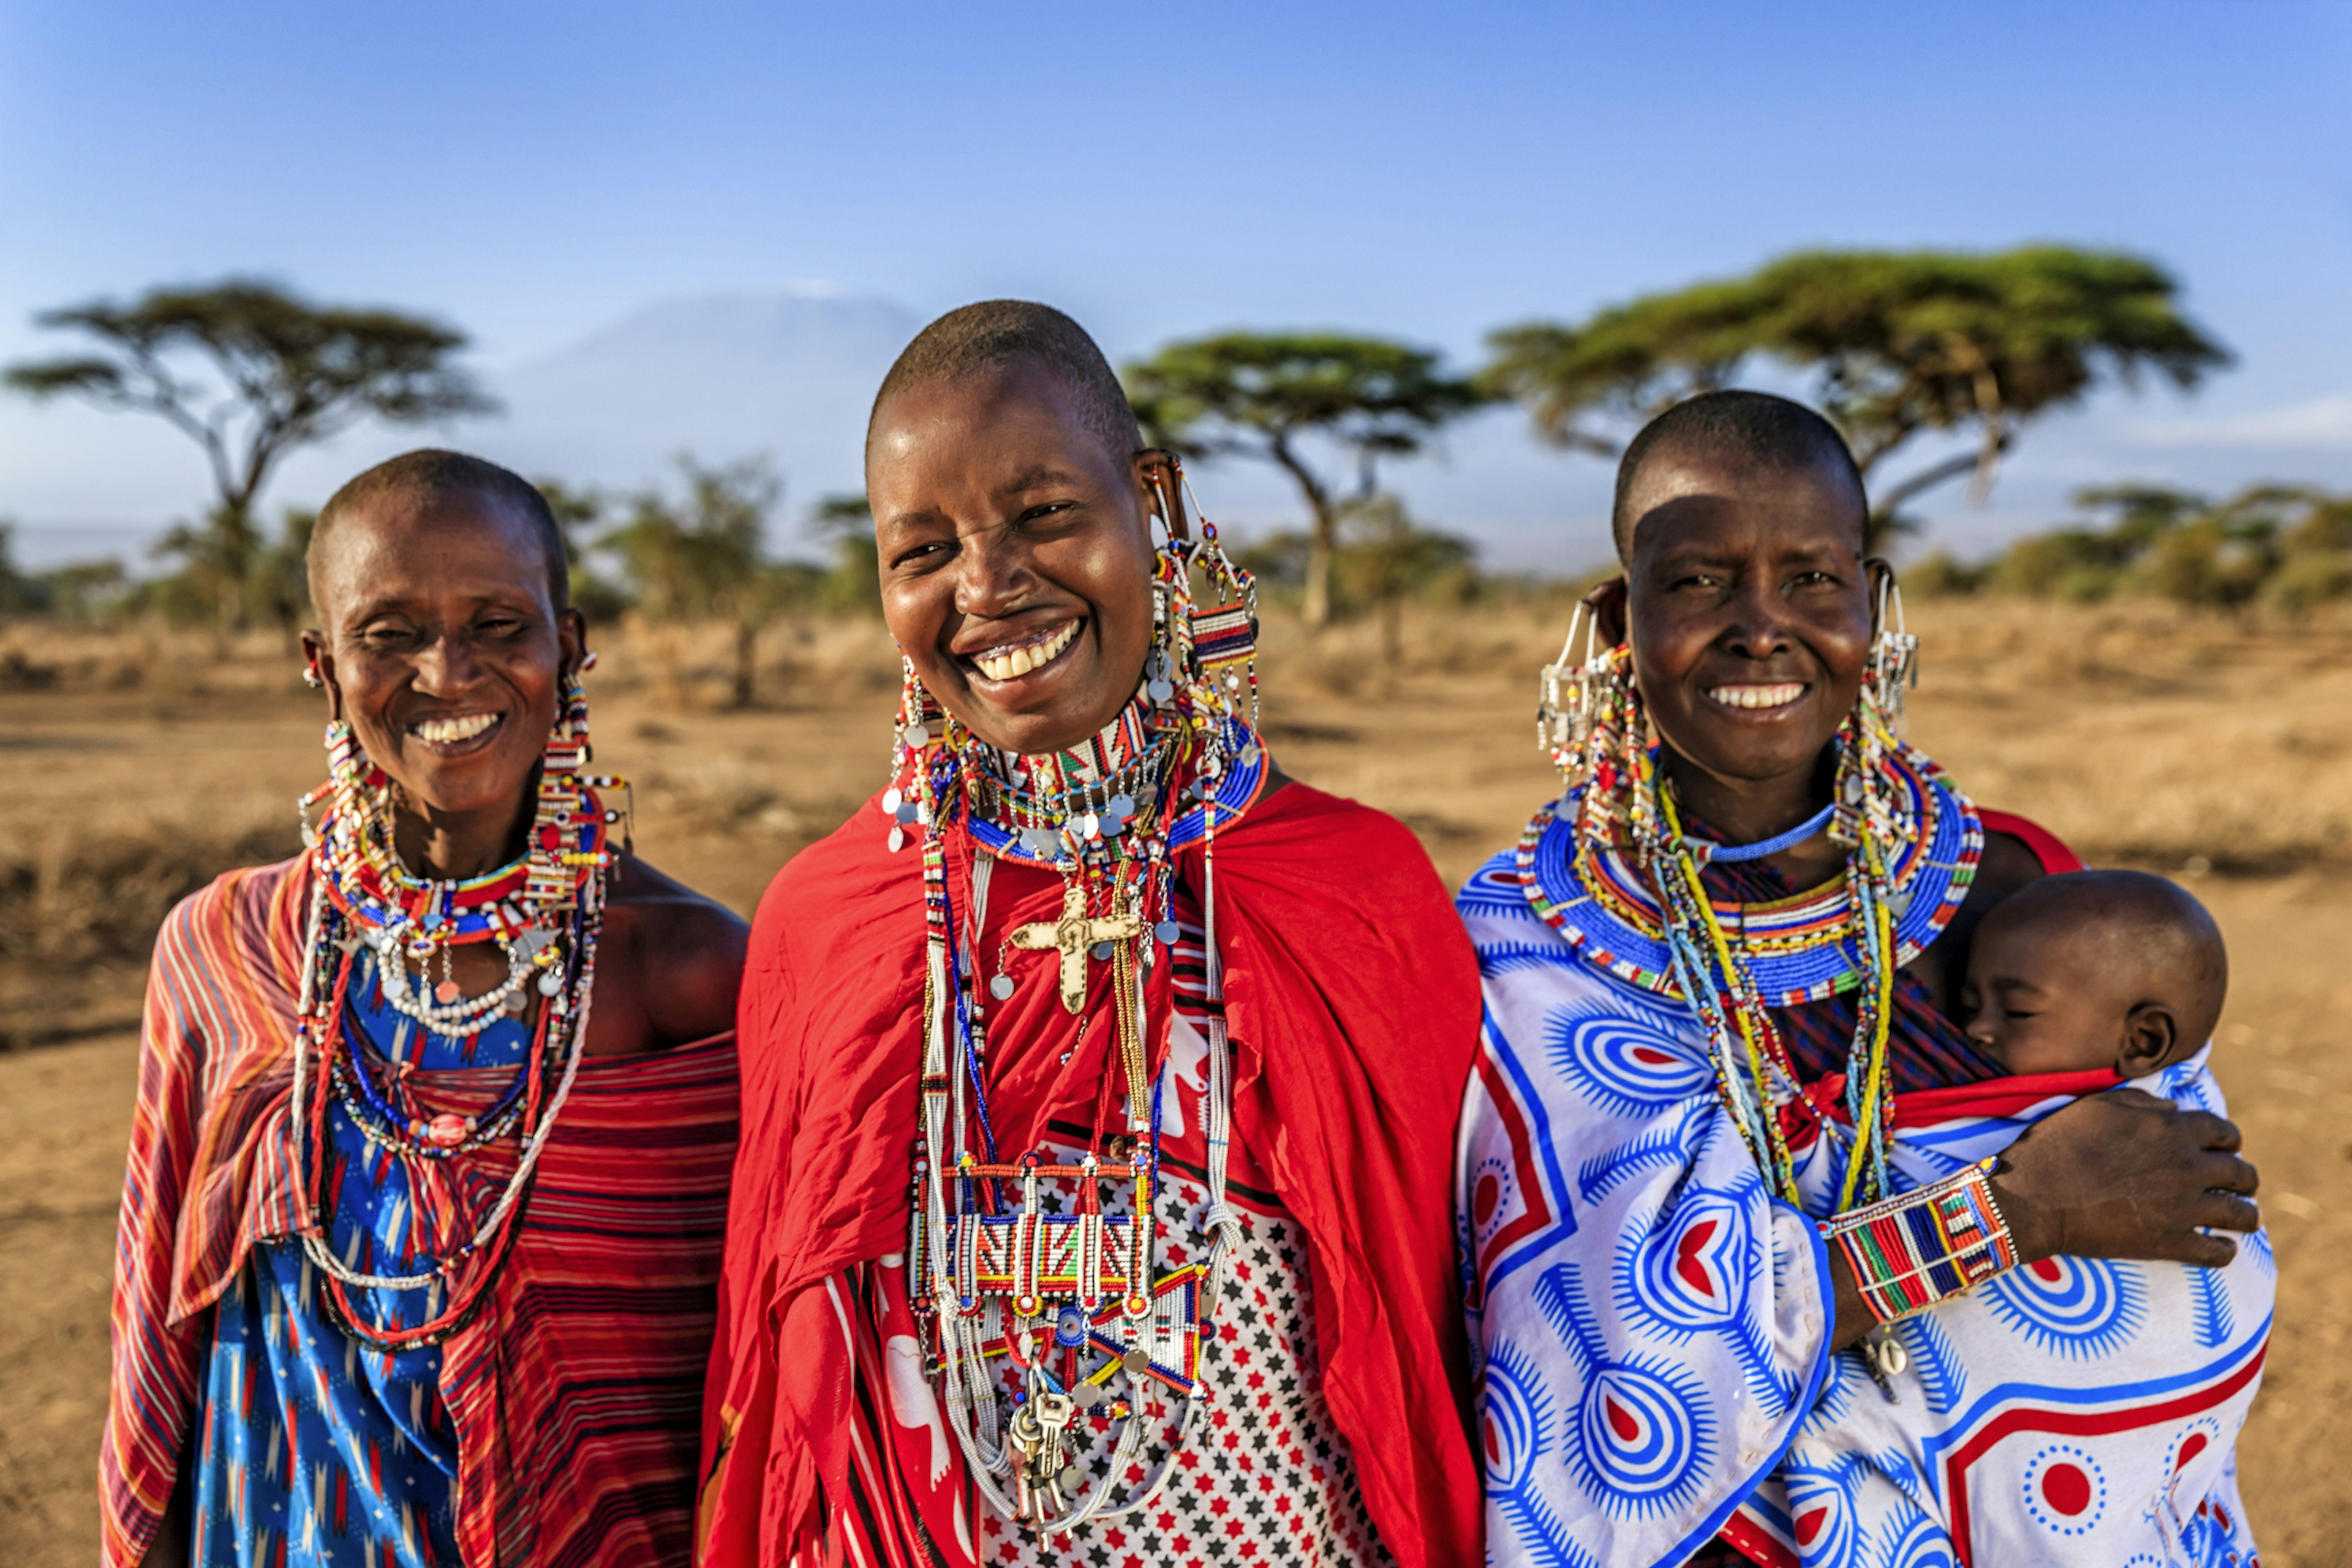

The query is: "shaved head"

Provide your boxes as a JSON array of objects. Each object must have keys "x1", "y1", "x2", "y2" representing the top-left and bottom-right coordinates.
[
  {"x1": 1978, "y1": 869, "x2": 2230, "y2": 1049},
  {"x1": 869, "y1": 300, "x2": 1144, "y2": 472},
  {"x1": 1611, "y1": 390, "x2": 1868, "y2": 563},
  {"x1": 308, "y1": 449, "x2": 568, "y2": 616}
]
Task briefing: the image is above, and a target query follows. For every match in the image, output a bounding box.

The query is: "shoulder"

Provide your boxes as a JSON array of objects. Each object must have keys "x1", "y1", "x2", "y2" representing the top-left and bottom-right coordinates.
[
  {"x1": 1224, "y1": 780, "x2": 1442, "y2": 883},
  {"x1": 155, "y1": 854, "x2": 307, "y2": 971},
  {"x1": 606, "y1": 853, "x2": 751, "y2": 973},
  {"x1": 745, "y1": 795, "x2": 919, "y2": 971}
]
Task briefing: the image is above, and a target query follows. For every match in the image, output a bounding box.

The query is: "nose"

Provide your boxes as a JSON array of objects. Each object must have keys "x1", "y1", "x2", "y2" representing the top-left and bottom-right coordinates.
[
  {"x1": 951, "y1": 521, "x2": 1042, "y2": 620},
  {"x1": 412, "y1": 627, "x2": 486, "y2": 696},
  {"x1": 1721, "y1": 575, "x2": 1796, "y2": 661}
]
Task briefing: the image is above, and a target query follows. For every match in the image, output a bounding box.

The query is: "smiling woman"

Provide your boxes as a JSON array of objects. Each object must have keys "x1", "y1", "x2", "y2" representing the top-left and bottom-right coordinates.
[
  {"x1": 1457, "y1": 391, "x2": 2272, "y2": 1568},
  {"x1": 103, "y1": 451, "x2": 749, "y2": 1568},
  {"x1": 700, "y1": 303, "x2": 1486, "y2": 1568}
]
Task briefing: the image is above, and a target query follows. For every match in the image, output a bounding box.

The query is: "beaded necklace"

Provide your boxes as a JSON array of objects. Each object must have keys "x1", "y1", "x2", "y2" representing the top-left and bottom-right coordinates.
[
  {"x1": 1517, "y1": 697, "x2": 1981, "y2": 1211},
  {"x1": 287, "y1": 673, "x2": 623, "y2": 1348},
  {"x1": 894, "y1": 513, "x2": 1264, "y2": 1532}
]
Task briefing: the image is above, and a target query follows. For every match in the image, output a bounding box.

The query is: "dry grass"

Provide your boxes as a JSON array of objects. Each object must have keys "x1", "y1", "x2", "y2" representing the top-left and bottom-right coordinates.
[{"x1": 4, "y1": 599, "x2": 2352, "y2": 1563}]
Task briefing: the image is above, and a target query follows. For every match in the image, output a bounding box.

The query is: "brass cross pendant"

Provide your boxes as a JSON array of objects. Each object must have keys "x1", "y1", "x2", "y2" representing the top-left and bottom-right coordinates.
[{"x1": 1011, "y1": 883, "x2": 1144, "y2": 1014}]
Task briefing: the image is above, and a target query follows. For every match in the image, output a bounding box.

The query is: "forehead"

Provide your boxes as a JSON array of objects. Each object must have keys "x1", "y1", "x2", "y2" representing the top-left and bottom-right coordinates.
[
  {"x1": 315, "y1": 489, "x2": 551, "y2": 616},
  {"x1": 867, "y1": 361, "x2": 1119, "y2": 502},
  {"x1": 1624, "y1": 445, "x2": 1864, "y2": 564}
]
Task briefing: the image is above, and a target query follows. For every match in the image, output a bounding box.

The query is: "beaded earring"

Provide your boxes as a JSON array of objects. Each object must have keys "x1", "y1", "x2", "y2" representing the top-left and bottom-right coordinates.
[
  {"x1": 1827, "y1": 574, "x2": 1921, "y2": 873},
  {"x1": 1537, "y1": 600, "x2": 1658, "y2": 861}
]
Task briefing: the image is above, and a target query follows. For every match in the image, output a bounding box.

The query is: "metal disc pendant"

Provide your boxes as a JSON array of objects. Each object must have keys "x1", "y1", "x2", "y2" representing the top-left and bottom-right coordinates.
[
  {"x1": 503, "y1": 990, "x2": 530, "y2": 1014},
  {"x1": 1148, "y1": 679, "x2": 1174, "y2": 703},
  {"x1": 989, "y1": 974, "x2": 1015, "y2": 1000},
  {"x1": 1154, "y1": 921, "x2": 1181, "y2": 944},
  {"x1": 537, "y1": 969, "x2": 563, "y2": 997},
  {"x1": 888, "y1": 826, "x2": 905, "y2": 853},
  {"x1": 1073, "y1": 1382, "x2": 1105, "y2": 1409},
  {"x1": 1121, "y1": 1347, "x2": 1150, "y2": 1374}
]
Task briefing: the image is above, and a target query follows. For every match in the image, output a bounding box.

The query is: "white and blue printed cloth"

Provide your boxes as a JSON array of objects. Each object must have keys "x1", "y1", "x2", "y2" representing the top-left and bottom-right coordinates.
[{"x1": 1455, "y1": 851, "x2": 2271, "y2": 1568}]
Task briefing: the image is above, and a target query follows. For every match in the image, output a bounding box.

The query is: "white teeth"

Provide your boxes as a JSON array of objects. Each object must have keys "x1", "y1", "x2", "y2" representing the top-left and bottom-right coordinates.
[
  {"x1": 1708, "y1": 684, "x2": 1805, "y2": 710},
  {"x1": 410, "y1": 713, "x2": 499, "y2": 744},
  {"x1": 973, "y1": 620, "x2": 1079, "y2": 682}
]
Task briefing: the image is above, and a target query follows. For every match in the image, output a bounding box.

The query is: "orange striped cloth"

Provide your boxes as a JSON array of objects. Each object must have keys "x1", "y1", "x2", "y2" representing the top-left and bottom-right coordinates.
[{"x1": 103, "y1": 855, "x2": 739, "y2": 1567}]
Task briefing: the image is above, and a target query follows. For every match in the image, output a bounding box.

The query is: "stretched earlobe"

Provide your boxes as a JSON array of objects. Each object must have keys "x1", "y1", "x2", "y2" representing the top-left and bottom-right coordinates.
[
  {"x1": 1586, "y1": 576, "x2": 1630, "y2": 647},
  {"x1": 1136, "y1": 448, "x2": 1189, "y2": 541}
]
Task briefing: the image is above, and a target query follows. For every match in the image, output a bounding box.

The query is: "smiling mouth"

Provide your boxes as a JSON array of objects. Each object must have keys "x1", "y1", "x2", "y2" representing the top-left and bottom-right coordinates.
[
  {"x1": 1706, "y1": 682, "x2": 1807, "y2": 712},
  {"x1": 408, "y1": 712, "x2": 503, "y2": 747},
  {"x1": 968, "y1": 619, "x2": 1081, "y2": 683}
]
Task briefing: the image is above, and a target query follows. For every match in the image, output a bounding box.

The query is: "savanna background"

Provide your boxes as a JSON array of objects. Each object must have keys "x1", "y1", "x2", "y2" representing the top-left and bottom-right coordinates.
[{"x1": 6, "y1": 3, "x2": 2352, "y2": 1564}]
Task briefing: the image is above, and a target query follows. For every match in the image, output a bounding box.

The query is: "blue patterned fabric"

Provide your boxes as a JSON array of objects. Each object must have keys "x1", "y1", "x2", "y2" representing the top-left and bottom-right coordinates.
[
  {"x1": 192, "y1": 954, "x2": 530, "y2": 1567},
  {"x1": 1456, "y1": 827, "x2": 2272, "y2": 1568}
]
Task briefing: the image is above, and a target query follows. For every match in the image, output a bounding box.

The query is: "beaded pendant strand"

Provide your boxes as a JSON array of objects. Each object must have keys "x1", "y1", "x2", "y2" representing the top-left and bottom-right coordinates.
[
  {"x1": 287, "y1": 671, "x2": 624, "y2": 1349},
  {"x1": 893, "y1": 487, "x2": 1266, "y2": 1532}
]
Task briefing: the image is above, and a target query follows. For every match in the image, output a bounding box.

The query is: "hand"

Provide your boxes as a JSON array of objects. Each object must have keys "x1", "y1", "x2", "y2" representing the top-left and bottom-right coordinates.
[{"x1": 1989, "y1": 1088, "x2": 2259, "y2": 1268}]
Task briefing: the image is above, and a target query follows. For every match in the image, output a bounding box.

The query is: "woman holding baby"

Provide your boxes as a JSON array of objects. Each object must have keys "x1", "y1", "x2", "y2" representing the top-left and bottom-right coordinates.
[{"x1": 1459, "y1": 391, "x2": 2267, "y2": 1567}]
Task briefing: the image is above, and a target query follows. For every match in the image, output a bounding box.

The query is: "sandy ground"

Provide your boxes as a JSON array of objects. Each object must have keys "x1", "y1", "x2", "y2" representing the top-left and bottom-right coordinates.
[{"x1": 4, "y1": 601, "x2": 2350, "y2": 1565}]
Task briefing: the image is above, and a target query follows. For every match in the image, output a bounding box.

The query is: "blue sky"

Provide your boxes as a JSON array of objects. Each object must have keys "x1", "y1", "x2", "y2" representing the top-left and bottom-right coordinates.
[{"x1": 3, "y1": 0, "x2": 2350, "y2": 570}]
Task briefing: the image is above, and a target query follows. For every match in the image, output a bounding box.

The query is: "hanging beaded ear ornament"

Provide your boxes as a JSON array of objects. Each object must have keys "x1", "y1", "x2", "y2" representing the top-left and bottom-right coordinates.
[
  {"x1": 287, "y1": 665, "x2": 627, "y2": 1348},
  {"x1": 886, "y1": 456, "x2": 1269, "y2": 1531},
  {"x1": 1519, "y1": 579, "x2": 1977, "y2": 1210}
]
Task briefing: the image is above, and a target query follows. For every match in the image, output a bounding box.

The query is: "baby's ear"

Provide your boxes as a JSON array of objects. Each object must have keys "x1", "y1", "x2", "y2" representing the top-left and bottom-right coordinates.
[{"x1": 2117, "y1": 1002, "x2": 2182, "y2": 1079}]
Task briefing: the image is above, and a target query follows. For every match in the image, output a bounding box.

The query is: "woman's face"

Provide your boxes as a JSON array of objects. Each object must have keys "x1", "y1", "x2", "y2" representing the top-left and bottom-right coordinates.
[
  {"x1": 868, "y1": 360, "x2": 1160, "y2": 756},
  {"x1": 304, "y1": 492, "x2": 583, "y2": 826},
  {"x1": 1617, "y1": 447, "x2": 1877, "y2": 791}
]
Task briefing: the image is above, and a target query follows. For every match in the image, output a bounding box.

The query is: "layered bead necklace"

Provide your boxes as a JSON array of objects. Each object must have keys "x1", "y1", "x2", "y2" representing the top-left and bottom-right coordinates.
[
  {"x1": 892, "y1": 513, "x2": 1265, "y2": 1532},
  {"x1": 287, "y1": 673, "x2": 624, "y2": 1348},
  {"x1": 1520, "y1": 609, "x2": 1979, "y2": 1212}
]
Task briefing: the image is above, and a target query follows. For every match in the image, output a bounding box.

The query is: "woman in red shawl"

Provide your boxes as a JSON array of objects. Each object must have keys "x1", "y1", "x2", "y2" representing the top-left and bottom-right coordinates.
[{"x1": 698, "y1": 302, "x2": 1485, "y2": 1568}]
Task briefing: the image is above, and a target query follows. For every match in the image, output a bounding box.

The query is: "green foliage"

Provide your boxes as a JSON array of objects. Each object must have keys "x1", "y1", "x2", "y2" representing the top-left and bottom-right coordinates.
[
  {"x1": 1124, "y1": 333, "x2": 1488, "y2": 625},
  {"x1": 529, "y1": 477, "x2": 637, "y2": 623},
  {"x1": 808, "y1": 492, "x2": 881, "y2": 617},
  {"x1": 1899, "y1": 551, "x2": 1991, "y2": 598},
  {"x1": 5, "y1": 278, "x2": 493, "y2": 629},
  {"x1": 601, "y1": 455, "x2": 803, "y2": 706},
  {"x1": 132, "y1": 504, "x2": 314, "y2": 629},
  {"x1": 1960, "y1": 483, "x2": 2352, "y2": 609},
  {"x1": 1483, "y1": 246, "x2": 2230, "y2": 526}
]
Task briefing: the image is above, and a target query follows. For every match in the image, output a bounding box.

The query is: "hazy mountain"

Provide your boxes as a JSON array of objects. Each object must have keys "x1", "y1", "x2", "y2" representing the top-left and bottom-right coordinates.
[{"x1": 483, "y1": 288, "x2": 923, "y2": 527}]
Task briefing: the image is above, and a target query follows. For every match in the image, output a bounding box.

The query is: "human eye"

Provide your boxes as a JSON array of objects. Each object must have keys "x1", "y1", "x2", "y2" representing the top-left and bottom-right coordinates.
[
  {"x1": 889, "y1": 537, "x2": 956, "y2": 571},
  {"x1": 358, "y1": 617, "x2": 419, "y2": 649}
]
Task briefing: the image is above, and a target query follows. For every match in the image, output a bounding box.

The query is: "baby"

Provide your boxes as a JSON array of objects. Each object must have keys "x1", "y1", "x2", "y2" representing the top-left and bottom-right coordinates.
[{"x1": 1961, "y1": 868, "x2": 2230, "y2": 1079}]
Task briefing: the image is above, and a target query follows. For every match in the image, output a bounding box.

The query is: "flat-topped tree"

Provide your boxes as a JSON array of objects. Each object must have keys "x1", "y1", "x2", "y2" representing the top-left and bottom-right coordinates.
[
  {"x1": 4, "y1": 279, "x2": 493, "y2": 623},
  {"x1": 1483, "y1": 246, "x2": 2231, "y2": 551},
  {"x1": 1124, "y1": 333, "x2": 1487, "y2": 626}
]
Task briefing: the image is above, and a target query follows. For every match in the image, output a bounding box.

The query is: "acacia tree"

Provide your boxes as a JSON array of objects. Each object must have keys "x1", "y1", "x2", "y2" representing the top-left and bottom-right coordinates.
[
  {"x1": 1483, "y1": 247, "x2": 2230, "y2": 548},
  {"x1": 1124, "y1": 333, "x2": 1487, "y2": 626},
  {"x1": 601, "y1": 455, "x2": 787, "y2": 708},
  {"x1": 4, "y1": 279, "x2": 492, "y2": 623}
]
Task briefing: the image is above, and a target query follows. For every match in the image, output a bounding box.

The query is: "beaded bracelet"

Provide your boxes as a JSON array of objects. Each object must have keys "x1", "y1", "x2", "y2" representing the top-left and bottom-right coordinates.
[{"x1": 1820, "y1": 1156, "x2": 2019, "y2": 1324}]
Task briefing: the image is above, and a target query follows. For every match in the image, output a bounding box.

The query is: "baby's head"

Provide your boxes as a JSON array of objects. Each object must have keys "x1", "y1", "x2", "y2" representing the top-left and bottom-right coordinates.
[{"x1": 1961, "y1": 869, "x2": 2228, "y2": 1079}]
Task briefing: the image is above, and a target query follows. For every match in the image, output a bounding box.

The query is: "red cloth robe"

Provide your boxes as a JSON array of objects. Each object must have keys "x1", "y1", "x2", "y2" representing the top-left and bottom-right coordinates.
[{"x1": 699, "y1": 780, "x2": 1486, "y2": 1568}]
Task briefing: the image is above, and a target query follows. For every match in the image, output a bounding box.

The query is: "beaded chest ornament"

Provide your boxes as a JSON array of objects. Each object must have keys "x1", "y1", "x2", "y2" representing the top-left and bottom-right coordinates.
[
  {"x1": 1525, "y1": 579, "x2": 2012, "y2": 1384},
  {"x1": 1524, "y1": 581, "x2": 1969, "y2": 1210},
  {"x1": 890, "y1": 459, "x2": 1266, "y2": 1531},
  {"x1": 286, "y1": 668, "x2": 625, "y2": 1348}
]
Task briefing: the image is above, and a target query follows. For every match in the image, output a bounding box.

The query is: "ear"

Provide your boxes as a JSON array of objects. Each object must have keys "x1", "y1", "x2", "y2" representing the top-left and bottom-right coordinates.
[
  {"x1": 558, "y1": 606, "x2": 589, "y2": 675},
  {"x1": 1134, "y1": 449, "x2": 1187, "y2": 541},
  {"x1": 299, "y1": 628, "x2": 342, "y2": 720},
  {"x1": 1864, "y1": 557, "x2": 1898, "y2": 628},
  {"x1": 1586, "y1": 575, "x2": 1629, "y2": 646},
  {"x1": 2118, "y1": 1001, "x2": 2182, "y2": 1079}
]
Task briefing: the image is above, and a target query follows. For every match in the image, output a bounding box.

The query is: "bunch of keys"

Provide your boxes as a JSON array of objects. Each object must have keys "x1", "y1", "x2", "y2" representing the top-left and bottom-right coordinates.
[{"x1": 1006, "y1": 1388, "x2": 1079, "y2": 1523}]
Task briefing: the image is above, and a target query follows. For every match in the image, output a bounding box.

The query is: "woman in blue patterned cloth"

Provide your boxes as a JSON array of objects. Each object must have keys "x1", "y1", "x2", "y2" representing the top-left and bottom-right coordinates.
[{"x1": 1455, "y1": 390, "x2": 2269, "y2": 1568}]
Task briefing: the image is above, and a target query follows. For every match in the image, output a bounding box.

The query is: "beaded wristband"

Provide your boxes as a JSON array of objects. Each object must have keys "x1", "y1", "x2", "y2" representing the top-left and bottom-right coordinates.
[{"x1": 1820, "y1": 1156, "x2": 2018, "y2": 1323}]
